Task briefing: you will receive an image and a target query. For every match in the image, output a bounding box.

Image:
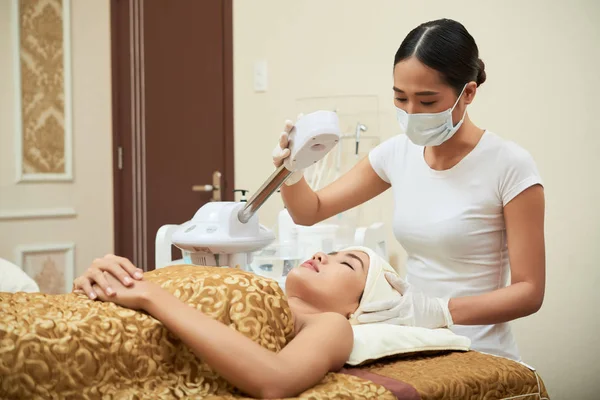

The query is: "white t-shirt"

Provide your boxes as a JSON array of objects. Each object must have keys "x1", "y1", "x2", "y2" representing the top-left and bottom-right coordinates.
[{"x1": 368, "y1": 131, "x2": 543, "y2": 361}]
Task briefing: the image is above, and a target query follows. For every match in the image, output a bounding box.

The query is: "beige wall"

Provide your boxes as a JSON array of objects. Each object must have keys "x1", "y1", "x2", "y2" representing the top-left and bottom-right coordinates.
[
  {"x1": 234, "y1": 0, "x2": 600, "y2": 398},
  {"x1": 0, "y1": 0, "x2": 113, "y2": 279}
]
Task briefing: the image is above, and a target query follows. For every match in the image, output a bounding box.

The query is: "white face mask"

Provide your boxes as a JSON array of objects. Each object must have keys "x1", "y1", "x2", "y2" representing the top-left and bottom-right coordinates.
[{"x1": 396, "y1": 85, "x2": 468, "y2": 146}]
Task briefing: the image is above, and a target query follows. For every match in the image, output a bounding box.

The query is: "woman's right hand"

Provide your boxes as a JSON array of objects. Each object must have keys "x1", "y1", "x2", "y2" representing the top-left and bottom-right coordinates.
[
  {"x1": 272, "y1": 116, "x2": 305, "y2": 186},
  {"x1": 73, "y1": 254, "x2": 144, "y2": 299},
  {"x1": 272, "y1": 119, "x2": 294, "y2": 168}
]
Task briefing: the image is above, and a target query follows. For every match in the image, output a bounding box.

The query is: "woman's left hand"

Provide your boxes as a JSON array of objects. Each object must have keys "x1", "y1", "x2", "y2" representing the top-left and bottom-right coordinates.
[
  {"x1": 91, "y1": 272, "x2": 157, "y2": 310},
  {"x1": 356, "y1": 273, "x2": 454, "y2": 329}
]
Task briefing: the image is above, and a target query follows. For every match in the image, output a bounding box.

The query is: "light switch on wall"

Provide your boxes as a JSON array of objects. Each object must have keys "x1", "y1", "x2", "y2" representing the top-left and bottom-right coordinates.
[{"x1": 254, "y1": 60, "x2": 268, "y2": 92}]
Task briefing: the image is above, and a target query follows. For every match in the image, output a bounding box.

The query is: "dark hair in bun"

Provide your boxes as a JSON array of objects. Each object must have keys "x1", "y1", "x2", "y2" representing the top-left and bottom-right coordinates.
[
  {"x1": 476, "y1": 58, "x2": 486, "y2": 86},
  {"x1": 394, "y1": 18, "x2": 486, "y2": 94}
]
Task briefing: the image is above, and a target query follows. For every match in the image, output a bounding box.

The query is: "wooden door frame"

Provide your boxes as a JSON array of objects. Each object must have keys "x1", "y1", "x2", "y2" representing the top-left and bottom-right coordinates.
[{"x1": 109, "y1": 0, "x2": 235, "y2": 258}]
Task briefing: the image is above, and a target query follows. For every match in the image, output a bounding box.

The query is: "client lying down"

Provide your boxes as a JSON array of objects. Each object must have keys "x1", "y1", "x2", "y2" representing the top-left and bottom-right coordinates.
[
  {"x1": 69, "y1": 246, "x2": 399, "y2": 398},
  {"x1": 0, "y1": 246, "x2": 408, "y2": 398}
]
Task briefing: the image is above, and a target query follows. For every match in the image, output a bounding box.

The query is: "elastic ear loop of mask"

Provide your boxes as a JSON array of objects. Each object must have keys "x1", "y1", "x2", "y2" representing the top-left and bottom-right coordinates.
[
  {"x1": 452, "y1": 84, "x2": 468, "y2": 110},
  {"x1": 446, "y1": 84, "x2": 469, "y2": 130}
]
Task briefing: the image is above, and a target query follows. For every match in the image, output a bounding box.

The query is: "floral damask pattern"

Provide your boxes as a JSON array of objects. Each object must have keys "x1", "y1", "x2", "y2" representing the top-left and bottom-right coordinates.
[
  {"x1": 24, "y1": 252, "x2": 66, "y2": 294},
  {"x1": 0, "y1": 266, "x2": 395, "y2": 399},
  {"x1": 0, "y1": 265, "x2": 549, "y2": 399},
  {"x1": 18, "y1": 0, "x2": 66, "y2": 174}
]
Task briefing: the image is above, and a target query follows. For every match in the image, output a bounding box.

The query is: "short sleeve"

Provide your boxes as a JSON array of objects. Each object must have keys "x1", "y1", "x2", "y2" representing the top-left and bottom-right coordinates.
[
  {"x1": 368, "y1": 135, "x2": 404, "y2": 184},
  {"x1": 499, "y1": 142, "x2": 543, "y2": 206}
]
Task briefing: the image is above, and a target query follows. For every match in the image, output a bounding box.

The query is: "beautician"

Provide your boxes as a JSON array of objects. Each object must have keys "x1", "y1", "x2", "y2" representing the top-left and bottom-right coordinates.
[{"x1": 272, "y1": 18, "x2": 545, "y2": 361}]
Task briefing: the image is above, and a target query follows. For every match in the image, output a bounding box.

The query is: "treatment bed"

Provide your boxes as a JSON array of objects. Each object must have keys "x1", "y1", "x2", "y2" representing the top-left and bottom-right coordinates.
[{"x1": 0, "y1": 265, "x2": 549, "y2": 400}]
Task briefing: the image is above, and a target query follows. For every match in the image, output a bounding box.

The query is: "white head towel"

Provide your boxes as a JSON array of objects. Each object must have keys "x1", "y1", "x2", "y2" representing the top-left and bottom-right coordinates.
[{"x1": 343, "y1": 246, "x2": 402, "y2": 325}]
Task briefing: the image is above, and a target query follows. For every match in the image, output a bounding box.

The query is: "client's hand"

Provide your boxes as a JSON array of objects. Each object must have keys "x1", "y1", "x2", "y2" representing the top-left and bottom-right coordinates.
[
  {"x1": 356, "y1": 273, "x2": 454, "y2": 329},
  {"x1": 92, "y1": 272, "x2": 156, "y2": 310},
  {"x1": 73, "y1": 254, "x2": 144, "y2": 300},
  {"x1": 271, "y1": 114, "x2": 305, "y2": 186}
]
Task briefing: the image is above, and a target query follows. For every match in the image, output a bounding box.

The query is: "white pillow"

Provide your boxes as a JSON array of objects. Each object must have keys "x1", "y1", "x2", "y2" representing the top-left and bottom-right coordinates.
[
  {"x1": 0, "y1": 258, "x2": 40, "y2": 293},
  {"x1": 347, "y1": 323, "x2": 471, "y2": 366}
]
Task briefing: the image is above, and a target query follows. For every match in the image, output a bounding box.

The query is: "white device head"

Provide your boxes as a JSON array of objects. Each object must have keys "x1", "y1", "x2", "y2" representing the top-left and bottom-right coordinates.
[
  {"x1": 171, "y1": 201, "x2": 275, "y2": 268},
  {"x1": 284, "y1": 111, "x2": 340, "y2": 172}
]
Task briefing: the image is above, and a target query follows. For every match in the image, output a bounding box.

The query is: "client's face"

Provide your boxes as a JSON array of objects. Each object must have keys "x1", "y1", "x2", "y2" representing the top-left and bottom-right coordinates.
[{"x1": 285, "y1": 251, "x2": 369, "y2": 318}]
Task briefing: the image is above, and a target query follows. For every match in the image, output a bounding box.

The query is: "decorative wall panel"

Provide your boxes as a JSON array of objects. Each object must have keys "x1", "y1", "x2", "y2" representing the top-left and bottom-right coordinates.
[
  {"x1": 13, "y1": 0, "x2": 72, "y2": 181},
  {"x1": 16, "y1": 243, "x2": 75, "y2": 294}
]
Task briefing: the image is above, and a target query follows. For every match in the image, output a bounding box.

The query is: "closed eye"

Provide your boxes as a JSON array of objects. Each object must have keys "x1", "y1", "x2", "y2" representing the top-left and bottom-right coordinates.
[
  {"x1": 343, "y1": 262, "x2": 355, "y2": 270},
  {"x1": 395, "y1": 97, "x2": 407, "y2": 103},
  {"x1": 421, "y1": 101, "x2": 436, "y2": 106}
]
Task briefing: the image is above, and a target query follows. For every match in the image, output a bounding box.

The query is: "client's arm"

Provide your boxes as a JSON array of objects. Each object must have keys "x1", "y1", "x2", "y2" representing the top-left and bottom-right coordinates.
[{"x1": 93, "y1": 274, "x2": 353, "y2": 399}]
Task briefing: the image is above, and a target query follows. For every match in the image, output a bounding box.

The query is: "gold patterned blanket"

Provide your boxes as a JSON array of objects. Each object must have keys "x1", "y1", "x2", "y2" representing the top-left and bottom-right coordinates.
[
  {"x1": 0, "y1": 265, "x2": 395, "y2": 399},
  {"x1": 0, "y1": 265, "x2": 550, "y2": 400}
]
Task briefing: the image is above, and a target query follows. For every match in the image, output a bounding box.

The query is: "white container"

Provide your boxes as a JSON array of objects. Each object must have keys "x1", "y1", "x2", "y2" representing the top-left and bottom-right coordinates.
[
  {"x1": 296, "y1": 224, "x2": 339, "y2": 258},
  {"x1": 250, "y1": 242, "x2": 304, "y2": 279},
  {"x1": 278, "y1": 209, "x2": 298, "y2": 245}
]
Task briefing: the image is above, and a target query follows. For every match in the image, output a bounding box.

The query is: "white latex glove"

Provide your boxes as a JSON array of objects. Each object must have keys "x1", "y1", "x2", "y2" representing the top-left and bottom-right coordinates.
[
  {"x1": 272, "y1": 115, "x2": 304, "y2": 186},
  {"x1": 356, "y1": 272, "x2": 454, "y2": 329}
]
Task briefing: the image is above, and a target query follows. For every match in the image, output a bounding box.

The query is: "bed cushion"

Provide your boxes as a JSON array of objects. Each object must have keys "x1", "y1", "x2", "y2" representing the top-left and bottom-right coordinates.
[{"x1": 363, "y1": 350, "x2": 550, "y2": 400}]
